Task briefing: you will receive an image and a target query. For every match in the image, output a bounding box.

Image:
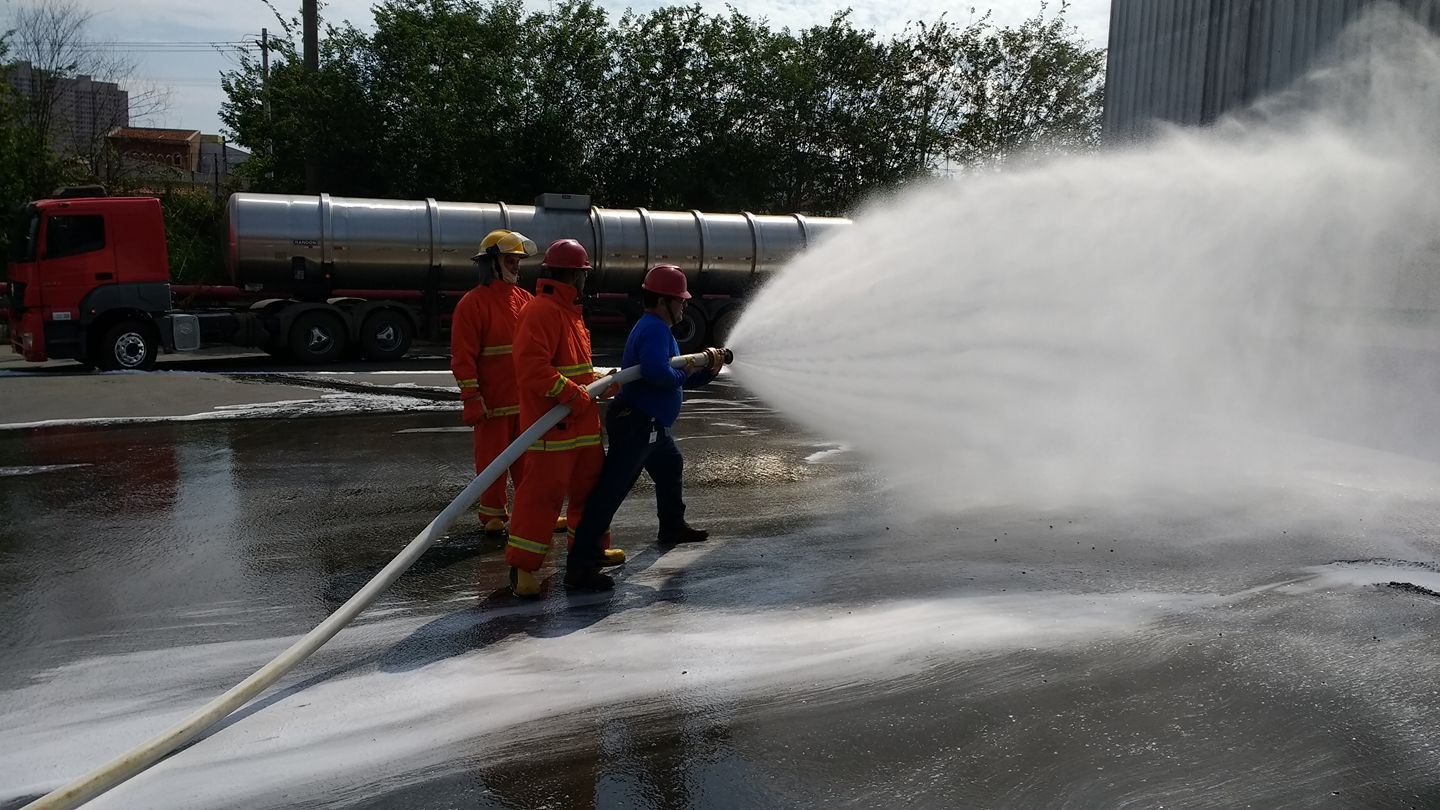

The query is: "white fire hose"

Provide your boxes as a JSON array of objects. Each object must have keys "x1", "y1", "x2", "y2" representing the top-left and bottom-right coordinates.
[{"x1": 27, "y1": 348, "x2": 732, "y2": 810}]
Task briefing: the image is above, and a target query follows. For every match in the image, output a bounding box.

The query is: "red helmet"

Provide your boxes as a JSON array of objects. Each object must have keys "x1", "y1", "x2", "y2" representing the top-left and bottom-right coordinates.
[
  {"x1": 642, "y1": 264, "x2": 691, "y2": 300},
  {"x1": 542, "y1": 238, "x2": 591, "y2": 270}
]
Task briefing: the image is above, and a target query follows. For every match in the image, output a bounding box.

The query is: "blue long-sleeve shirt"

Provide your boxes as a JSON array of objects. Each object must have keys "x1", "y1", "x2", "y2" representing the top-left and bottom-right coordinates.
[{"x1": 615, "y1": 313, "x2": 716, "y2": 426}]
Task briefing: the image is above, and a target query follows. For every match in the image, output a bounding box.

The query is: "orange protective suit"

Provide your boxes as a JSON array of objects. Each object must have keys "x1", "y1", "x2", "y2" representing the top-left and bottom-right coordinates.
[
  {"x1": 505, "y1": 278, "x2": 610, "y2": 570},
  {"x1": 450, "y1": 278, "x2": 533, "y2": 525}
]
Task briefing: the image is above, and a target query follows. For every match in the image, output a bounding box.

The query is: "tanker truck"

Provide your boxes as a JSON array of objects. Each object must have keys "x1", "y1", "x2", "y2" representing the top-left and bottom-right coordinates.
[{"x1": 4, "y1": 189, "x2": 849, "y2": 370}]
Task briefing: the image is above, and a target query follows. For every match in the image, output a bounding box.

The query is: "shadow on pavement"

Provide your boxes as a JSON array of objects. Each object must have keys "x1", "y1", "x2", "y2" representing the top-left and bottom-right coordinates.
[
  {"x1": 184, "y1": 542, "x2": 686, "y2": 754},
  {"x1": 377, "y1": 543, "x2": 683, "y2": 673}
]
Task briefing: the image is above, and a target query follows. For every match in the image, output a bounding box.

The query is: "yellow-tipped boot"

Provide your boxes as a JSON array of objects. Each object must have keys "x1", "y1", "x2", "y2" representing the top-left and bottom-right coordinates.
[
  {"x1": 483, "y1": 517, "x2": 507, "y2": 534},
  {"x1": 509, "y1": 567, "x2": 541, "y2": 598},
  {"x1": 554, "y1": 516, "x2": 568, "y2": 534},
  {"x1": 600, "y1": 548, "x2": 627, "y2": 567}
]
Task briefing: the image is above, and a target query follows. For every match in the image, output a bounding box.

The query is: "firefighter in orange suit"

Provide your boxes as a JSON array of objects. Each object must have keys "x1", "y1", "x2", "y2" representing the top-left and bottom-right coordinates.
[
  {"x1": 506, "y1": 238, "x2": 626, "y2": 597},
  {"x1": 451, "y1": 229, "x2": 537, "y2": 533}
]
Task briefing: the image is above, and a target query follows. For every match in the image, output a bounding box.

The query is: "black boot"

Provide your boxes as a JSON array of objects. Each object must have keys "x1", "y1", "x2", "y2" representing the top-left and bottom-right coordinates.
[
  {"x1": 657, "y1": 524, "x2": 708, "y2": 544},
  {"x1": 563, "y1": 567, "x2": 615, "y2": 591}
]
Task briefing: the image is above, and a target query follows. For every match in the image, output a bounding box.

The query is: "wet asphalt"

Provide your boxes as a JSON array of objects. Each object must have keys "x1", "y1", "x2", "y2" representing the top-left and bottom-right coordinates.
[{"x1": 3, "y1": 359, "x2": 1440, "y2": 808}]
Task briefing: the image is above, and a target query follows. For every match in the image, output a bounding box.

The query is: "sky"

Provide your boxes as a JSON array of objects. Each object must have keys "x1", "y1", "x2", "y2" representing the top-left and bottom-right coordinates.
[{"x1": 4, "y1": 0, "x2": 1112, "y2": 146}]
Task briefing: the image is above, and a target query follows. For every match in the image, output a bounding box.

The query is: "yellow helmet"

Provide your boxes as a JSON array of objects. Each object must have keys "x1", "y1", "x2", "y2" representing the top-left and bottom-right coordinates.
[{"x1": 472, "y1": 229, "x2": 537, "y2": 261}]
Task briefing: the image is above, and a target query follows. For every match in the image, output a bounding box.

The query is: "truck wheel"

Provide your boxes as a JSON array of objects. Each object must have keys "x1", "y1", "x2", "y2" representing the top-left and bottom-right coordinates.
[
  {"x1": 288, "y1": 311, "x2": 347, "y2": 364},
  {"x1": 711, "y1": 305, "x2": 742, "y2": 347},
  {"x1": 96, "y1": 318, "x2": 159, "y2": 371},
  {"x1": 360, "y1": 310, "x2": 412, "y2": 361},
  {"x1": 671, "y1": 306, "x2": 710, "y2": 354}
]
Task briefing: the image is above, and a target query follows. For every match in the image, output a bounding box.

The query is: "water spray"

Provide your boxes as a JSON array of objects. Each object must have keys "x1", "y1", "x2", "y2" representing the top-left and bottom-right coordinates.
[
  {"x1": 25, "y1": 348, "x2": 733, "y2": 810},
  {"x1": 727, "y1": 9, "x2": 1440, "y2": 511}
]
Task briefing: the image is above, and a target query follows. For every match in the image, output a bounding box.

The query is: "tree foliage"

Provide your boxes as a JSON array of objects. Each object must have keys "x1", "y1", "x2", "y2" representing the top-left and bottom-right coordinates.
[
  {"x1": 0, "y1": 31, "x2": 64, "y2": 263},
  {"x1": 157, "y1": 187, "x2": 230, "y2": 284},
  {"x1": 223, "y1": 0, "x2": 1105, "y2": 215}
]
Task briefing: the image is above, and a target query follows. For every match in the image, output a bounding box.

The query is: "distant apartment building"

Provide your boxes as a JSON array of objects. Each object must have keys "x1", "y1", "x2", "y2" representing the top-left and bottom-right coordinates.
[{"x1": 6, "y1": 60, "x2": 129, "y2": 153}]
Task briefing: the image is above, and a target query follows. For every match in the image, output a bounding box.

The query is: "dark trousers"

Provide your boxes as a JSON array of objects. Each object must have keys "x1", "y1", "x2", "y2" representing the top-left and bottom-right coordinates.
[{"x1": 568, "y1": 403, "x2": 686, "y2": 569}]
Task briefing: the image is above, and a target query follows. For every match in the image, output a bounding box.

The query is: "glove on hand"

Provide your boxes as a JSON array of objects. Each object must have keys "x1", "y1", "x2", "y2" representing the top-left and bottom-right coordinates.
[
  {"x1": 461, "y1": 395, "x2": 487, "y2": 426},
  {"x1": 597, "y1": 368, "x2": 620, "y2": 400},
  {"x1": 560, "y1": 383, "x2": 591, "y2": 408}
]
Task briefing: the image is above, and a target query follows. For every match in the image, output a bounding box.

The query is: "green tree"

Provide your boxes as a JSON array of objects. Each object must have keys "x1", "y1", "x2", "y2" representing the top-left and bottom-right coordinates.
[
  {"x1": 0, "y1": 31, "x2": 65, "y2": 263},
  {"x1": 220, "y1": 0, "x2": 1105, "y2": 216},
  {"x1": 759, "y1": 13, "x2": 920, "y2": 212},
  {"x1": 501, "y1": 0, "x2": 611, "y2": 198},
  {"x1": 597, "y1": 5, "x2": 735, "y2": 208},
  {"x1": 366, "y1": 0, "x2": 526, "y2": 199},
  {"x1": 940, "y1": 2, "x2": 1107, "y2": 167},
  {"x1": 147, "y1": 187, "x2": 229, "y2": 284},
  {"x1": 222, "y1": 22, "x2": 388, "y2": 196}
]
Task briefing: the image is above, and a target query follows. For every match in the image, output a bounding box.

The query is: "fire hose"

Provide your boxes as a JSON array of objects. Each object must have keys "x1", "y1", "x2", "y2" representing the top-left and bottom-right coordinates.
[{"x1": 27, "y1": 347, "x2": 733, "y2": 810}]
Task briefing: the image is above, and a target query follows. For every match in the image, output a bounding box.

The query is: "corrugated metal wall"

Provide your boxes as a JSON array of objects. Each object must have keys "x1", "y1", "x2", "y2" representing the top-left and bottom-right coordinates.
[{"x1": 1102, "y1": 0, "x2": 1440, "y2": 140}]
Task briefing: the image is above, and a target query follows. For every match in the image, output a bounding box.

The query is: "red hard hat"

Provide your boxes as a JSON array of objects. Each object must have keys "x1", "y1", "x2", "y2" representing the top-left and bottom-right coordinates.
[
  {"x1": 642, "y1": 264, "x2": 691, "y2": 300},
  {"x1": 542, "y1": 238, "x2": 591, "y2": 270}
]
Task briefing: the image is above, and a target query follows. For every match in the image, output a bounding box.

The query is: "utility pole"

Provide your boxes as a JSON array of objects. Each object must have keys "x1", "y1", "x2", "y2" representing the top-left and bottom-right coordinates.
[
  {"x1": 258, "y1": 27, "x2": 270, "y2": 124},
  {"x1": 302, "y1": 0, "x2": 320, "y2": 193},
  {"x1": 254, "y1": 27, "x2": 274, "y2": 187},
  {"x1": 303, "y1": 0, "x2": 318, "y2": 71},
  {"x1": 918, "y1": 86, "x2": 932, "y2": 173}
]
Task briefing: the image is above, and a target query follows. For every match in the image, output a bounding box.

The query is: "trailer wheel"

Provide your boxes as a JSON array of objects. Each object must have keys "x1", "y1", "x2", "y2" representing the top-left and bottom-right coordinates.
[
  {"x1": 95, "y1": 318, "x2": 159, "y2": 371},
  {"x1": 288, "y1": 311, "x2": 347, "y2": 364},
  {"x1": 359, "y1": 310, "x2": 412, "y2": 362},
  {"x1": 671, "y1": 306, "x2": 710, "y2": 354},
  {"x1": 710, "y1": 305, "x2": 743, "y2": 347}
]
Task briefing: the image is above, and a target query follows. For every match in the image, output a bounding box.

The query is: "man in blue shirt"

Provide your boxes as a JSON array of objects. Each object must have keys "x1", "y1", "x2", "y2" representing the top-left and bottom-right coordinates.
[{"x1": 564, "y1": 264, "x2": 726, "y2": 589}]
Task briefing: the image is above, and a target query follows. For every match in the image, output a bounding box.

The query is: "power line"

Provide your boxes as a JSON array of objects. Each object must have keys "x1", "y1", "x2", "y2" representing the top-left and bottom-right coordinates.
[
  {"x1": 24, "y1": 39, "x2": 253, "y2": 45},
  {"x1": 139, "y1": 78, "x2": 232, "y2": 86},
  {"x1": 17, "y1": 40, "x2": 256, "y2": 53},
  {"x1": 107, "y1": 41, "x2": 253, "y2": 45},
  {"x1": 64, "y1": 46, "x2": 252, "y2": 51}
]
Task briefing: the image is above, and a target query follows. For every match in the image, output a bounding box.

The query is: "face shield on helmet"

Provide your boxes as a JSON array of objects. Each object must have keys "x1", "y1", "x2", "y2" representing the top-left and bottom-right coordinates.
[{"x1": 471, "y1": 229, "x2": 537, "y2": 285}]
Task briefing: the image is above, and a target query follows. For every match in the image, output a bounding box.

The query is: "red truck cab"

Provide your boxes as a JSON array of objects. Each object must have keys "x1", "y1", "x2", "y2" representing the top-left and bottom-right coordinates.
[{"x1": 7, "y1": 193, "x2": 175, "y2": 369}]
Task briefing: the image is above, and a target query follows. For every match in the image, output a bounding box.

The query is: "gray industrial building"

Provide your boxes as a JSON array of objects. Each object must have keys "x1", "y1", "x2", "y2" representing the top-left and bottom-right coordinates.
[{"x1": 1102, "y1": 0, "x2": 1440, "y2": 140}]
